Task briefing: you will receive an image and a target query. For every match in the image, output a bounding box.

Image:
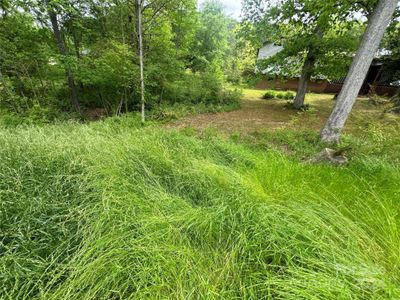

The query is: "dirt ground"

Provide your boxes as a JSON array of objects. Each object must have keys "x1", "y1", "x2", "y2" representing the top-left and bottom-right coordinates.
[{"x1": 167, "y1": 89, "x2": 397, "y2": 135}]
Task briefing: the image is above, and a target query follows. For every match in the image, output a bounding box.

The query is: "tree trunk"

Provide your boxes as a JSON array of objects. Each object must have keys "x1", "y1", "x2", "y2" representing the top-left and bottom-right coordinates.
[
  {"x1": 135, "y1": 0, "x2": 145, "y2": 123},
  {"x1": 293, "y1": 27, "x2": 322, "y2": 109},
  {"x1": 321, "y1": 0, "x2": 397, "y2": 143},
  {"x1": 293, "y1": 53, "x2": 315, "y2": 109},
  {"x1": 46, "y1": 1, "x2": 81, "y2": 113},
  {"x1": 71, "y1": 29, "x2": 85, "y2": 91}
]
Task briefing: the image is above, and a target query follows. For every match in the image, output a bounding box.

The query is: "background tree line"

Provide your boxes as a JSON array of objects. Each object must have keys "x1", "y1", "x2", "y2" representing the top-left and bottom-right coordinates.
[{"x1": 0, "y1": 0, "x2": 247, "y2": 121}]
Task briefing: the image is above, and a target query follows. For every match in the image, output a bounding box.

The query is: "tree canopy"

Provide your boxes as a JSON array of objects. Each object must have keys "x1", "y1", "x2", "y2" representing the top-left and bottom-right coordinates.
[{"x1": 0, "y1": 0, "x2": 241, "y2": 120}]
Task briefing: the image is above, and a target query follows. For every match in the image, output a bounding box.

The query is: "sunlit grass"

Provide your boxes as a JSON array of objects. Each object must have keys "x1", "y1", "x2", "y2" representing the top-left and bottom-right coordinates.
[{"x1": 0, "y1": 117, "x2": 399, "y2": 299}]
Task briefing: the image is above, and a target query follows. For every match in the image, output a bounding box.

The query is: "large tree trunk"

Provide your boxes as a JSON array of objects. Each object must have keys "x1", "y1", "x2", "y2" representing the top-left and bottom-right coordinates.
[
  {"x1": 46, "y1": 1, "x2": 81, "y2": 113},
  {"x1": 293, "y1": 53, "x2": 315, "y2": 109},
  {"x1": 135, "y1": 0, "x2": 145, "y2": 123},
  {"x1": 321, "y1": 0, "x2": 397, "y2": 143}
]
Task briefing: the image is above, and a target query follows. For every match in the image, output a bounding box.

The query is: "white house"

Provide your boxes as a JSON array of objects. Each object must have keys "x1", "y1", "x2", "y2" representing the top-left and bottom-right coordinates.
[
  {"x1": 257, "y1": 43, "x2": 283, "y2": 61},
  {"x1": 256, "y1": 43, "x2": 284, "y2": 75}
]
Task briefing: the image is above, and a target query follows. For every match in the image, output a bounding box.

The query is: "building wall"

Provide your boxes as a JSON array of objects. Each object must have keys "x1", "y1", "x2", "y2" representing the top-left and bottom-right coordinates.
[
  {"x1": 375, "y1": 85, "x2": 399, "y2": 96},
  {"x1": 255, "y1": 79, "x2": 328, "y2": 93},
  {"x1": 255, "y1": 79, "x2": 398, "y2": 96}
]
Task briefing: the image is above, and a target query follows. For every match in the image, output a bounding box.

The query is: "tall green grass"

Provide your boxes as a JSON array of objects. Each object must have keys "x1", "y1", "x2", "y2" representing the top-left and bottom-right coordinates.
[{"x1": 0, "y1": 118, "x2": 399, "y2": 299}]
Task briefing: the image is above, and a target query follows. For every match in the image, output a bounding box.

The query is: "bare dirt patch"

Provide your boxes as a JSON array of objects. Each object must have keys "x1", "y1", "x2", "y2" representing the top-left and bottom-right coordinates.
[
  {"x1": 167, "y1": 99, "x2": 296, "y2": 134},
  {"x1": 166, "y1": 89, "x2": 396, "y2": 135}
]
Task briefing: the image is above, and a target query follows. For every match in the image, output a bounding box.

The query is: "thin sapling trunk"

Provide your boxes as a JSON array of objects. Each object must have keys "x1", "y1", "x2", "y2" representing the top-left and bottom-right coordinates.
[{"x1": 136, "y1": 0, "x2": 145, "y2": 123}]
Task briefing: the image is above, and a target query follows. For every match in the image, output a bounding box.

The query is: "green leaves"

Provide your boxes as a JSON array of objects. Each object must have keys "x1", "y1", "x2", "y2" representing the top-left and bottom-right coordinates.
[
  {"x1": 243, "y1": 0, "x2": 371, "y2": 79},
  {"x1": 1, "y1": 0, "x2": 241, "y2": 116}
]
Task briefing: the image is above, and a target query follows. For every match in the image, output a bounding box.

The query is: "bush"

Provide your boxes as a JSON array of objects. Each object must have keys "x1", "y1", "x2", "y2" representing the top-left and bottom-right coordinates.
[
  {"x1": 164, "y1": 71, "x2": 241, "y2": 107},
  {"x1": 149, "y1": 88, "x2": 242, "y2": 122},
  {"x1": 220, "y1": 87, "x2": 242, "y2": 106},
  {"x1": 263, "y1": 90, "x2": 276, "y2": 99},
  {"x1": 263, "y1": 90, "x2": 296, "y2": 100},
  {"x1": 285, "y1": 101, "x2": 310, "y2": 111},
  {"x1": 0, "y1": 111, "x2": 27, "y2": 127},
  {"x1": 276, "y1": 92, "x2": 286, "y2": 99},
  {"x1": 284, "y1": 91, "x2": 296, "y2": 100}
]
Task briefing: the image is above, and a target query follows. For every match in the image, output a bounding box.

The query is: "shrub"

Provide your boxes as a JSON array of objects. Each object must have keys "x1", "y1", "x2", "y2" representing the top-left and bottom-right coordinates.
[
  {"x1": 285, "y1": 101, "x2": 310, "y2": 111},
  {"x1": 284, "y1": 91, "x2": 296, "y2": 100},
  {"x1": 163, "y1": 71, "x2": 241, "y2": 108},
  {"x1": 263, "y1": 90, "x2": 276, "y2": 99},
  {"x1": 149, "y1": 88, "x2": 242, "y2": 122},
  {"x1": 276, "y1": 92, "x2": 286, "y2": 99},
  {"x1": 263, "y1": 90, "x2": 296, "y2": 100},
  {"x1": 220, "y1": 87, "x2": 242, "y2": 106},
  {"x1": 0, "y1": 111, "x2": 27, "y2": 127}
]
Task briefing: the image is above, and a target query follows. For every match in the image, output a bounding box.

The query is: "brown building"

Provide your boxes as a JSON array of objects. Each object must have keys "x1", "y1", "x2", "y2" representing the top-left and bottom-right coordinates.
[{"x1": 256, "y1": 43, "x2": 399, "y2": 96}]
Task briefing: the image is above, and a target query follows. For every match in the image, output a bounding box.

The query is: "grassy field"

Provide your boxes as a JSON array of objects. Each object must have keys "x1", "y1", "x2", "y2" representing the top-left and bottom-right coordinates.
[
  {"x1": 169, "y1": 89, "x2": 399, "y2": 135},
  {"x1": 0, "y1": 95, "x2": 400, "y2": 299}
]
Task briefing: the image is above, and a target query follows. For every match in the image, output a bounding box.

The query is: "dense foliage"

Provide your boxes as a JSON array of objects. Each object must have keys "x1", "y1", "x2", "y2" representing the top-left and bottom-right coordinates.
[
  {"x1": 262, "y1": 89, "x2": 295, "y2": 100},
  {"x1": 241, "y1": 0, "x2": 384, "y2": 79},
  {"x1": 0, "y1": 0, "x2": 241, "y2": 121}
]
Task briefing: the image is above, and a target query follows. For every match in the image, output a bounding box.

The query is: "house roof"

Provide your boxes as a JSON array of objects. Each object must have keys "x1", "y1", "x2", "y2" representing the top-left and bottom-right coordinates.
[{"x1": 257, "y1": 43, "x2": 283, "y2": 61}]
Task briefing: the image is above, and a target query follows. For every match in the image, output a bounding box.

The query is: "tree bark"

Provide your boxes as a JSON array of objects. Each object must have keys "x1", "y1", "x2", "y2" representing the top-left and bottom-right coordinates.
[
  {"x1": 321, "y1": 0, "x2": 398, "y2": 143},
  {"x1": 135, "y1": 0, "x2": 145, "y2": 123},
  {"x1": 293, "y1": 53, "x2": 315, "y2": 109},
  {"x1": 46, "y1": 1, "x2": 81, "y2": 113},
  {"x1": 293, "y1": 27, "x2": 322, "y2": 109}
]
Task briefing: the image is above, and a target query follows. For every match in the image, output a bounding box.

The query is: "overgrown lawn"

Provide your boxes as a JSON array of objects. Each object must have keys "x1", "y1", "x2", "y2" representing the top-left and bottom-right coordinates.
[{"x1": 0, "y1": 117, "x2": 399, "y2": 299}]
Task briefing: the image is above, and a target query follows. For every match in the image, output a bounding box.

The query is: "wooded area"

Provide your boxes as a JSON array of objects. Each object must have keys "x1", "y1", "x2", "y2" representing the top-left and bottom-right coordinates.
[{"x1": 0, "y1": 0, "x2": 245, "y2": 121}]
